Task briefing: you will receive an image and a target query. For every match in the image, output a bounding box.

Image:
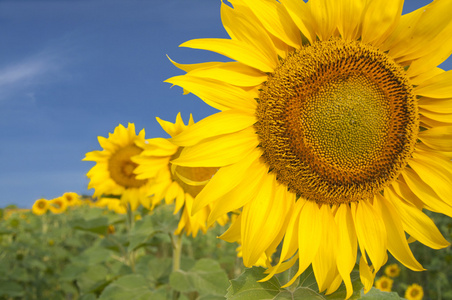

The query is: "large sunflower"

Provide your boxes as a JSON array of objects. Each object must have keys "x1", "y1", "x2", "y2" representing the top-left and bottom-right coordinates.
[
  {"x1": 132, "y1": 114, "x2": 228, "y2": 237},
  {"x1": 84, "y1": 123, "x2": 153, "y2": 211},
  {"x1": 166, "y1": 0, "x2": 452, "y2": 297}
]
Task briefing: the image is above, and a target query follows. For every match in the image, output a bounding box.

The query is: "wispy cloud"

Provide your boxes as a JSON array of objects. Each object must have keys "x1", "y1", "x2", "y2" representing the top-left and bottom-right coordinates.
[{"x1": 0, "y1": 47, "x2": 67, "y2": 103}]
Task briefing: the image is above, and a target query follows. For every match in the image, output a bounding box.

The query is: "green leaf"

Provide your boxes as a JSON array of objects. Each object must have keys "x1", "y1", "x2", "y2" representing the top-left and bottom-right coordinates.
[
  {"x1": 98, "y1": 274, "x2": 155, "y2": 300},
  {"x1": 135, "y1": 255, "x2": 172, "y2": 284},
  {"x1": 76, "y1": 264, "x2": 111, "y2": 294},
  {"x1": 79, "y1": 294, "x2": 97, "y2": 300},
  {"x1": 60, "y1": 263, "x2": 88, "y2": 281},
  {"x1": 226, "y1": 266, "x2": 368, "y2": 300},
  {"x1": 128, "y1": 214, "x2": 156, "y2": 251},
  {"x1": 170, "y1": 258, "x2": 230, "y2": 297},
  {"x1": 226, "y1": 267, "x2": 281, "y2": 300},
  {"x1": 360, "y1": 288, "x2": 403, "y2": 299},
  {"x1": 0, "y1": 280, "x2": 24, "y2": 297},
  {"x1": 70, "y1": 217, "x2": 109, "y2": 235},
  {"x1": 72, "y1": 245, "x2": 113, "y2": 265}
]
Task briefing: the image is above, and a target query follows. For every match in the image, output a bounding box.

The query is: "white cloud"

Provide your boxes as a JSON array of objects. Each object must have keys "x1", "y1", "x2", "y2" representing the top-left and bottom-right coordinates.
[{"x1": 0, "y1": 49, "x2": 66, "y2": 103}]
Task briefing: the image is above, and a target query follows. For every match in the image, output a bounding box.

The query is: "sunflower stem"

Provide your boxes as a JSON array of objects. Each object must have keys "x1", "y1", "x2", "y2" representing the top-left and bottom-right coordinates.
[
  {"x1": 125, "y1": 203, "x2": 136, "y2": 272},
  {"x1": 172, "y1": 232, "x2": 183, "y2": 300}
]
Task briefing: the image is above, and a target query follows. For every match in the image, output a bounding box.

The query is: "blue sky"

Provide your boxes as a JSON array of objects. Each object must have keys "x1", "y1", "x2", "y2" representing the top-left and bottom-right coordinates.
[{"x1": 1, "y1": 0, "x2": 450, "y2": 208}]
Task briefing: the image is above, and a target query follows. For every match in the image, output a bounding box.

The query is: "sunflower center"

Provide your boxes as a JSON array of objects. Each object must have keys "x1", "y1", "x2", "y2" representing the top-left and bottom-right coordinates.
[
  {"x1": 255, "y1": 40, "x2": 418, "y2": 205},
  {"x1": 410, "y1": 289, "x2": 419, "y2": 297},
  {"x1": 52, "y1": 200, "x2": 63, "y2": 208},
  {"x1": 38, "y1": 201, "x2": 46, "y2": 209},
  {"x1": 108, "y1": 144, "x2": 147, "y2": 188},
  {"x1": 171, "y1": 148, "x2": 217, "y2": 198}
]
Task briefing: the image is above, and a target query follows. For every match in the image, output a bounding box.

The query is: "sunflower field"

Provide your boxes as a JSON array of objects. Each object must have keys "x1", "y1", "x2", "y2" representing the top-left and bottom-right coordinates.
[
  {"x1": 3, "y1": 0, "x2": 452, "y2": 299},
  {"x1": 1, "y1": 199, "x2": 452, "y2": 300}
]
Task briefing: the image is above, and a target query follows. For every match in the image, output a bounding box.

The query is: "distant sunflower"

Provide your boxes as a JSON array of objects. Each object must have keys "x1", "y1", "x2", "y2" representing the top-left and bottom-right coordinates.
[
  {"x1": 385, "y1": 263, "x2": 401, "y2": 278},
  {"x1": 62, "y1": 192, "x2": 81, "y2": 207},
  {"x1": 48, "y1": 197, "x2": 67, "y2": 214},
  {"x1": 405, "y1": 283, "x2": 424, "y2": 300},
  {"x1": 95, "y1": 197, "x2": 128, "y2": 214},
  {"x1": 84, "y1": 123, "x2": 153, "y2": 211},
  {"x1": 166, "y1": 0, "x2": 452, "y2": 297},
  {"x1": 32, "y1": 199, "x2": 49, "y2": 215},
  {"x1": 374, "y1": 276, "x2": 393, "y2": 292},
  {"x1": 133, "y1": 114, "x2": 228, "y2": 237}
]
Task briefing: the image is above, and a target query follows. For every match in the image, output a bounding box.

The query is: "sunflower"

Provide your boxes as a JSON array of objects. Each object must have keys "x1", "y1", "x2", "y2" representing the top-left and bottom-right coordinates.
[
  {"x1": 48, "y1": 197, "x2": 67, "y2": 214},
  {"x1": 132, "y1": 113, "x2": 228, "y2": 237},
  {"x1": 62, "y1": 192, "x2": 81, "y2": 207},
  {"x1": 165, "y1": 0, "x2": 452, "y2": 297},
  {"x1": 32, "y1": 199, "x2": 49, "y2": 215},
  {"x1": 384, "y1": 263, "x2": 401, "y2": 278},
  {"x1": 374, "y1": 276, "x2": 393, "y2": 292},
  {"x1": 84, "y1": 123, "x2": 153, "y2": 211},
  {"x1": 95, "y1": 197, "x2": 128, "y2": 214},
  {"x1": 405, "y1": 283, "x2": 424, "y2": 300}
]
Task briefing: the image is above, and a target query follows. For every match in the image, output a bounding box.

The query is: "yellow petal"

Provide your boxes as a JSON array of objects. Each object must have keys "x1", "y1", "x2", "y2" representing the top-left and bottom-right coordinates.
[
  {"x1": 410, "y1": 152, "x2": 452, "y2": 201},
  {"x1": 414, "y1": 70, "x2": 452, "y2": 98},
  {"x1": 264, "y1": 254, "x2": 299, "y2": 281},
  {"x1": 167, "y1": 55, "x2": 222, "y2": 73},
  {"x1": 361, "y1": 0, "x2": 403, "y2": 46},
  {"x1": 337, "y1": 0, "x2": 366, "y2": 41},
  {"x1": 220, "y1": 213, "x2": 242, "y2": 243},
  {"x1": 238, "y1": 0, "x2": 301, "y2": 48},
  {"x1": 418, "y1": 126, "x2": 452, "y2": 152},
  {"x1": 180, "y1": 38, "x2": 275, "y2": 72},
  {"x1": 164, "y1": 181, "x2": 179, "y2": 204},
  {"x1": 207, "y1": 157, "x2": 268, "y2": 225},
  {"x1": 335, "y1": 204, "x2": 358, "y2": 300},
  {"x1": 261, "y1": 199, "x2": 304, "y2": 282},
  {"x1": 308, "y1": 0, "x2": 340, "y2": 41},
  {"x1": 420, "y1": 109, "x2": 452, "y2": 124},
  {"x1": 172, "y1": 127, "x2": 258, "y2": 168},
  {"x1": 352, "y1": 200, "x2": 387, "y2": 271},
  {"x1": 193, "y1": 149, "x2": 261, "y2": 215},
  {"x1": 279, "y1": 0, "x2": 315, "y2": 43},
  {"x1": 170, "y1": 110, "x2": 256, "y2": 147},
  {"x1": 401, "y1": 10, "x2": 452, "y2": 75},
  {"x1": 174, "y1": 186, "x2": 185, "y2": 213},
  {"x1": 418, "y1": 97, "x2": 452, "y2": 114},
  {"x1": 155, "y1": 113, "x2": 188, "y2": 137},
  {"x1": 391, "y1": 180, "x2": 423, "y2": 209},
  {"x1": 421, "y1": 114, "x2": 452, "y2": 128},
  {"x1": 325, "y1": 274, "x2": 343, "y2": 296},
  {"x1": 409, "y1": 67, "x2": 444, "y2": 87},
  {"x1": 312, "y1": 205, "x2": 337, "y2": 292},
  {"x1": 287, "y1": 200, "x2": 322, "y2": 286},
  {"x1": 385, "y1": 185, "x2": 450, "y2": 249},
  {"x1": 401, "y1": 168, "x2": 452, "y2": 217},
  {"x1": 221, "y1": 1, "x2": 279, "y2": 66},
  {"x1": 264, "y1": 184, "x2": 296, "y2": 258},
  {"x1": 187, "y1": 62, "x2": 267, "y2": 87},
  {"x1": 374, "y1": 194, "x2": 424, "y2": 271},
  {"x1": 385, "y1": 0, "x2": 452, "y2": 61},
  {"x1": 165, "y1": 75, "x2": 257, "y2": 112},
  {"x1": 241, "y1": 174, "x2": 278, "y2": 266},
  {"x1": 359, "y1": 256, "x2": 376, "y2": 293}
]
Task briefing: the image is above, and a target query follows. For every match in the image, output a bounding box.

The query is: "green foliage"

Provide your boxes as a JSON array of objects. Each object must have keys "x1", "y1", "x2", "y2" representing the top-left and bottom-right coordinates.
[
  {"x1": 226, "y1": 267, "x2": 402, "y2": 300},
  {"x1": 0, "y1": 204, "x2": 238, "y2": 299},
  {"x1": 170, "y1": 258, "x2": 230, "y2": 298},
  {"x1": 1, "y1": 203, "x2": 451, "y2": 300}
]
